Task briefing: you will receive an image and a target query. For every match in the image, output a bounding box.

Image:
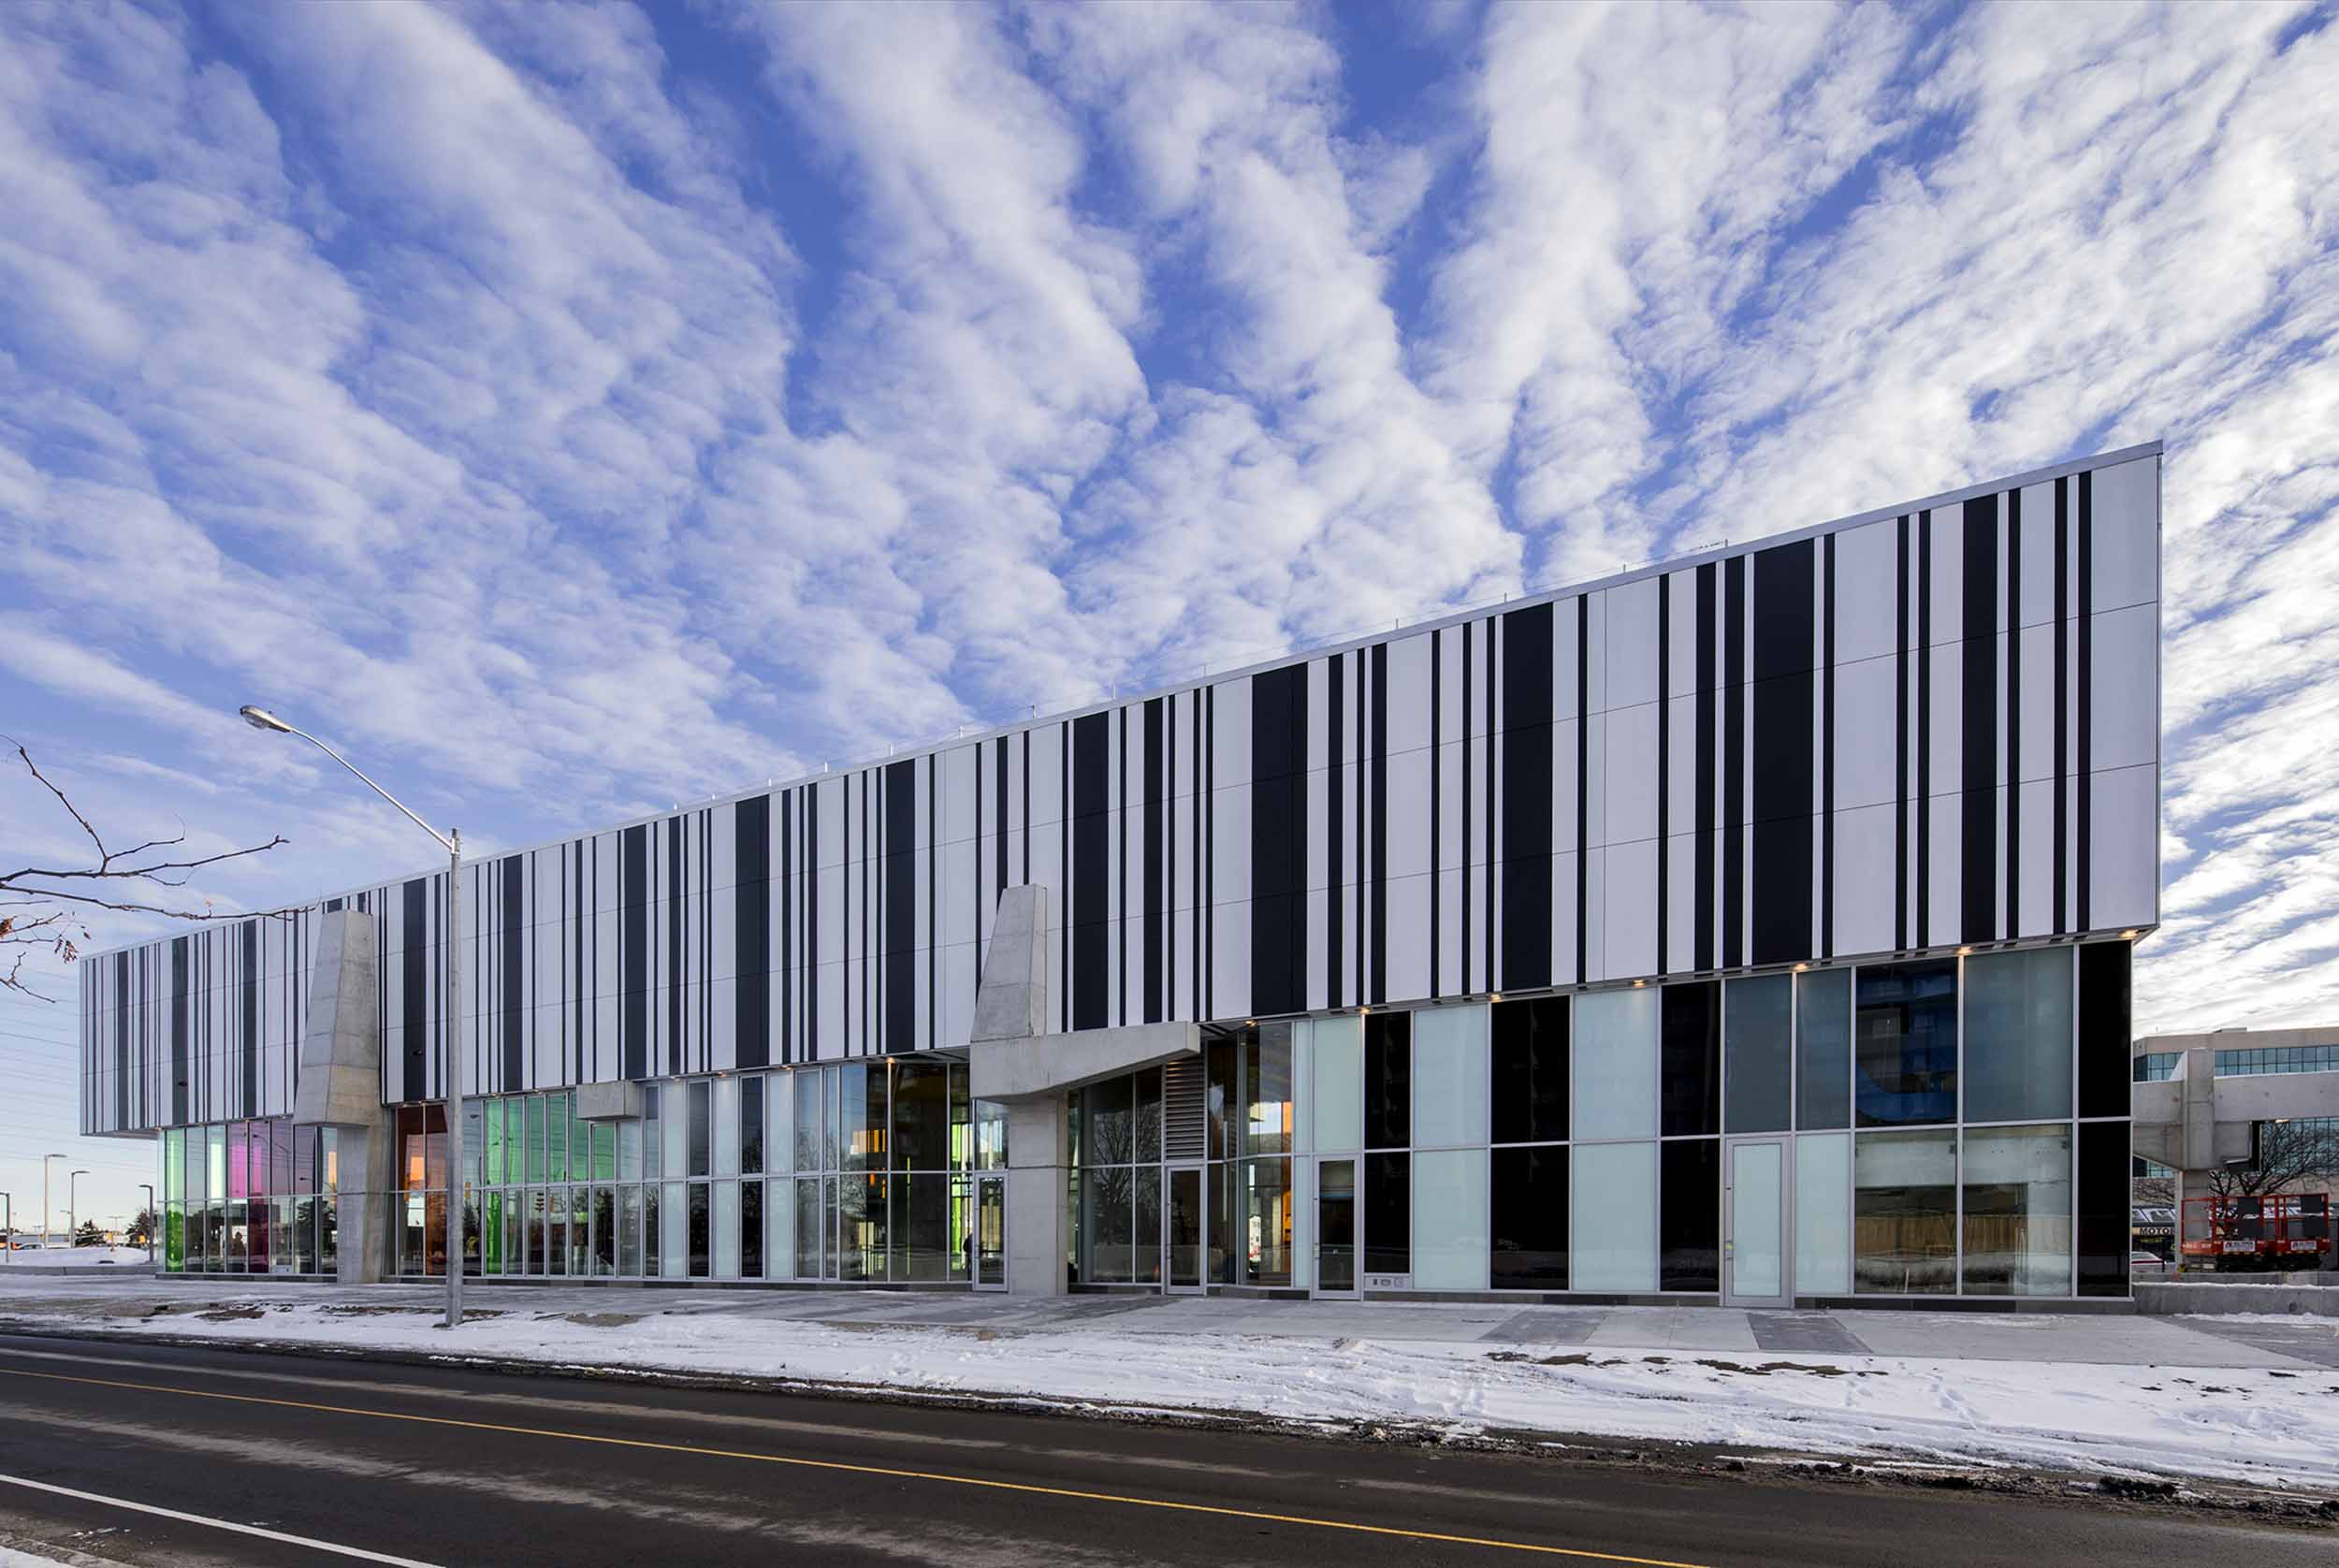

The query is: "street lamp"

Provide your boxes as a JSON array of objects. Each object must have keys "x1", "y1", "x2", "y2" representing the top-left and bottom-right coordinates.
[
  {"x1": 239, "y1": 704, "x2": 469, "y2": 1329},
  {"x1": 139, "y1": 1183, "x2": 156, "y2": 1265},
  {"x1": 42, "y1": 1154, "x2": 65, "y2": 1250},
  {"x1": 67, "y1": 1170, "x2": 88, "y2": 1246}
]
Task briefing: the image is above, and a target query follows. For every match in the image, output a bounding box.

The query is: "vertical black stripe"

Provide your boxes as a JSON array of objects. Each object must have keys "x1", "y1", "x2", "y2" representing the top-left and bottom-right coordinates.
[
  {"x1": 2006, "y1": 489, "x2": 2023, "y2": 938},
  {"x1": 780, "y1": 794, "x2": 793, "y2": 1064},
  {"x1": 2054, "y1": 478, "x2": 2070, "y2": 933},
  {"x1": 1751, "y1": 540, "x2": 1814, "y2": 966},
  {"x1": 884, "y1": 759, "x2": 915, "y2": 1053},
  {"x1": 115, "y1": 953, "x2": 130, "y2": 1132},
  {"x1": 1356, "y1": 649, "x2": 1368, "y2": 1001},
  {"x1": 1822, "y1": 536, "x2": 1837, "y2": 959},
  {"x1": 1459, "y1": 624, "x2": 1471, "y2": 994},
  {"x1": 1328, "y1": 658, "x2": 1345, "y2": 1008},
  {"x1": 402, "y1": 883, "x2": 428, "y2": 1096},
  {"x1": 240, "y1": 921, "x2": 258, "y2": 1118},
  {"x1": 1371, "y1": 642, "x2": 1388, "y2": 1005},
  {"x1": 1961, "y1": 497, "x2": 1998, "y2": 943},
  {"x1": 2077, "y1": 469, "x2": 2094, "y2": 930},
  {"x1": 1574, "y1": 602, "x2": 1588, "y2": 983},
  {"x1": 737, "y1": 797, "x2": 770, "y2": 1068},
  {"x1": 1916, "y1": 510, "x2": 1933, "y2": 950},
  {"x1": 929, "y1": 757, "x2": 937, "y2": 1049},
  {"x1": 1250, "y1": 664, "x2": 1309, "y2": 1017},
  {"x1": 1072, "y1": 714, "x2": 1108, "y2": 1030},
  {"x1": 1484, "y1": 622, "x2": 1496, "y2": 989},
  {"x1": 1192, "y1": 694, "x2": 1204, "y2": 1021},
  {"x1": 1117, "y1": 707, "x2": 1129, "y2": 1024},
  {"x1": 1723, "y1": 557, "x2": 1746, "y2": 970},
  {"x1": 1430, "y1": 632, "x2": 1442, "y2": 998},
  {"x1": 1656, "y1": 582, "x2": 1669, "y2": 973},
  {"x1": 622, "y1": 825, "x2": 646, "y2": 1079},
  {"x1": 1499, "y1": 602, "x2": 1553, "y2": 990},
  {"x1": 1895, "y1": 515, "x2": 1910, "y2": 951},
  {"x1": 1693, "y1": 565, "x2": 1717, "y2": 971},
  {"x1": 1204, "y1": 689, "x2": 1215, "y2": 1019},
  {"x1": 668, "y1": 815, "x2": 684, "y2": 1074},
  {"x1": 1145, "y1": 699, "x2": 1166, "y2": 1022},
  {"x1": 501, "y1": 854, "x2": 524, "y2": 1091}
]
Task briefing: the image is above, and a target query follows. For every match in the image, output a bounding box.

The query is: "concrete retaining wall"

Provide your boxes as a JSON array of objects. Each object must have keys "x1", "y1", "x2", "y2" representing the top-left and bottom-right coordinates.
[{"x1": 2136, "y1": 1280, "x2": 2339, "y2": 1316}]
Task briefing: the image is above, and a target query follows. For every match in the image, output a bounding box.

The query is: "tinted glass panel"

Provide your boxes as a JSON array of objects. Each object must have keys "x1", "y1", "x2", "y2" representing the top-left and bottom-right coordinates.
[
  {"x1": 893, "y1": 1060, "x2": 951, "y2": 1171},
  {"x1": 686, "y1": 1082, "x2": 711, "y2": 1178},
  {"x1": 1082, "y1": 1075, "x2": 1136, "y2": 1166},
  {"x1": 1364, "y1": 1013, "x2": 1412, "y2": 1150},
  {"x1": 1722, "y1": 975, "x2": 1792, "y2": 1132},
  {"x1": 1491, "y1": 997, "x2": 1568, "y2": 1144},
  {"x1": 2076, "y1": 1120, "x2": 2130, "y2": 1298},
  {"x1": 1964, "y1": 949, "x2": 2072, "y2": 1123},
  {"x1": 741, "y1": 1077, "x2": 764, "y2": 1175},
  {"x1": 1794, "y1": 968, "x2": 1852, "y2": 1129},
  {"x1": 741, "y1": 1180, "x2": 763, "y2": 1278},
  {"x1": 1855, "y1": 961, "x2": 1958, "y2": 1126},
  {"x1": 1659, "y1": 1138, "x2": 1720, "y2": 1291},
  {"x1": 1962, "y1": 1124, "x2": 2072, "y2": 1295},
  {"x1": 1490, "y1": 1144, "x2": 1568, "y2": 1288}
]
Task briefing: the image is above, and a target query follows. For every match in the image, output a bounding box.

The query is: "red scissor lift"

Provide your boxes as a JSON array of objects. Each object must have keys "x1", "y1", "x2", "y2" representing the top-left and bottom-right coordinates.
[{"x1": 2180, "y1": 1192, "x2": 2332, "y2": 1269}]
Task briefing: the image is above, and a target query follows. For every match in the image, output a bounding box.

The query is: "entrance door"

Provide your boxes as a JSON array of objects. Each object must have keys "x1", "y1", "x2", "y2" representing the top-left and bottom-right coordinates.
[
  {"x1": 973, "y1": 1174, "x2": 1007, "y2": 1290},
  {"x1": 1723, "y1": 1138, "x2": 1790, "y2": 1308},
  {"x1": 1315, "y1": 1158, "x2": 1358, "y2": 1297},
  {"x1": 1166, "y1": 1165, "x2": 1203, "y2": 1291}
]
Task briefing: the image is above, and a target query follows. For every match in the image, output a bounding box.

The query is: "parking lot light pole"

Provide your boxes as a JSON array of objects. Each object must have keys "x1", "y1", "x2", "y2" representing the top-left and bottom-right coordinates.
[
  {"x1": 239, "y1": 704, "x2": 468, "y2": 1329},
  {"x1": 42, "y1": 1154, "x2": 64, "y2": 1250},
  {"x1": 140, "y1": 1183, "x2": 156, "y2": 1263},
  {"x1": 68, "y1": 1170, "x2": 88, "y2": 1245}
]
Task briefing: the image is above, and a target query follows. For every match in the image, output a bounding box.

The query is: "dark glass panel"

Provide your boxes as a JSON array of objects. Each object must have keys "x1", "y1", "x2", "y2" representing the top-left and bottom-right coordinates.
[
  {"x1": 1363, "y1": 1151, "x2": 1411, "y2": 1277},
  {"x1": 893, "y1": 1059, "x2": 951, "y2": 1171},
  {"x1": 1364, "y1": 1011, "x2": 1412, "y2": 1151},
  {"x1": 2076, "y1": 1119, "x2": 2130, "y2": 1298},
  {"x1": 1133, "y1": 1163, "x2": 1161, "y2": 1285},
  {"x1": 687, "y1": 1082, "x2": 712, "y2": 1179},
  {"x1": 688, "y1": 1182, "x2": 710, "y2": 1278},
  {"x1": 1659, "y1": 1138, "x2": 1719, "y2": 1291},
  {"x1": 1134, "y1": 1067, "x2": 1164, "y2": 1166},
  {"x1": 1490, "y1": 1144, "x2": 1568, "y2": 1288},
  {"x1": 2077, "y1": 941, "x2": 2132, "y2": 1120},
  {"x1": 1661, "y1": 981, "x2": 1721, "y2": 1138},
  {"x1": 741, "y1": 1180, "x2": 763, "y2": 1278},
  {"x1": 1491, "y1": 997, "x2": 1568, "y2": 1145}
]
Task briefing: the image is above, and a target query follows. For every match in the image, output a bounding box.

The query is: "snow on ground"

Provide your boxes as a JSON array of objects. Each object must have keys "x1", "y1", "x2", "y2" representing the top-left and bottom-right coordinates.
[
  {"x1": 2, "y1": 1247, "x2": 151, "y2": 1267},
  {"x1": 0, "y1": 1285, "x2": 2332, "y2": 1492}
]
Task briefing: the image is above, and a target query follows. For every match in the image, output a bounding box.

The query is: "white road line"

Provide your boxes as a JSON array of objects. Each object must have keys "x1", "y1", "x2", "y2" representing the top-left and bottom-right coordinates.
[{"x1": 0, "y1": 1474, "x2": 444, "y2": 1567}]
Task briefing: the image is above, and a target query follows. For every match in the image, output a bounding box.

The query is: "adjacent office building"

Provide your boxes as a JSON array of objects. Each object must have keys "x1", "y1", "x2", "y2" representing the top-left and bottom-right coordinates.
[{"x1": 79, "y1": 444, "x2": 2161, "y2": 1304}]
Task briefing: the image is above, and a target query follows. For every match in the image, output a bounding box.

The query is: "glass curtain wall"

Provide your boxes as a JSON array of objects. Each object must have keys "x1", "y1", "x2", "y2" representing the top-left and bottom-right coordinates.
[{"x1": 156, "y1": 1117, "x2": 336, "y2": 1275}]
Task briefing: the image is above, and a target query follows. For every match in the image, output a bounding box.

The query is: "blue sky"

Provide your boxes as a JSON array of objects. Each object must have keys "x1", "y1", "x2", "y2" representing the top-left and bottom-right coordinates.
[{"x1": 4, "y1": 0, "x2": 2337, "y2": 1222}]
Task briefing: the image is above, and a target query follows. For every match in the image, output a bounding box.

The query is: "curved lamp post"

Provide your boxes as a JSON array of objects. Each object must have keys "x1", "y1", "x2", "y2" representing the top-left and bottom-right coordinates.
[{"x1": 239, "y1": 705, "x2": 467, "y2": 1329}]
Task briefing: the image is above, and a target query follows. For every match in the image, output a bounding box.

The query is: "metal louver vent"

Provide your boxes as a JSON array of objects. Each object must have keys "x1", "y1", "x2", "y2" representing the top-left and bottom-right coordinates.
[{"x1": 1162, "y1": 1053, "x2": 1207, "y2": 1160}]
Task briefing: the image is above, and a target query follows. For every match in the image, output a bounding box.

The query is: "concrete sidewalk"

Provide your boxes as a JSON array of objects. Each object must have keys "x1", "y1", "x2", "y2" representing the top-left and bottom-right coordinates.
[{"x1": 3, "y1": 1272, "x2": 2332, "y2": 1371}]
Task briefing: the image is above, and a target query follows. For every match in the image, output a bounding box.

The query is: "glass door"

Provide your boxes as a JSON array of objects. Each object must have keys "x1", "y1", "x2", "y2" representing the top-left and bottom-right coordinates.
[
  {"x1": 1166, "y1": 1165, "x2": 1203, "y2": 1291},
  {"x1": 1315, "y1": 1158, "x2": 1358, "y2": 1297},
  {"x1": 1724, "y1": 1138, "x2": 1790, "y2": 1308},
  {"x1": 974, "y1": 1174, "x2": 1007, "y2": 1290}
]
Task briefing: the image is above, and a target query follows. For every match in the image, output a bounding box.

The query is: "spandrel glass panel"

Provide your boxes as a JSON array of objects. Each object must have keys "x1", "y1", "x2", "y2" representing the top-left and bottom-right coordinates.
[
  {"x1": 1570, "y1": 1140, "x2": 1658, "y2": 1291},
  {"x1": 1961, "y1": 1124, "x2": 2072, "y2": 1297},
  {"x1": 1574, "y1": 989, "x2": 1658, "y2": 1140},
  {"x1": 1794, "y1": 1132, "x2": 1852, "y2": 1295},
  {"x1": 1412, "y1": 1006, "x2": 1489, "y2": 1149},
  {"x1": 1311, "y1": 1013, "x2": 1364, "y2": 1152},
  {"x1": 1853, "y1": 1128, "x2": 1956, "y2": 1294},
  {"x1": 1412, "y1": 1149, "x2": 1487, "y2": 1290},
  {"x1": 1962, "y1": 949, "x2": 2074, "y2": 1124}
]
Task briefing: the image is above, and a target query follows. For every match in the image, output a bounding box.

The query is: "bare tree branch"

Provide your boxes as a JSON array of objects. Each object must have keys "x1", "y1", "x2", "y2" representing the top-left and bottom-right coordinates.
[{"x1": 1, "y1": 741, "x2": 294, "y2": 1002}]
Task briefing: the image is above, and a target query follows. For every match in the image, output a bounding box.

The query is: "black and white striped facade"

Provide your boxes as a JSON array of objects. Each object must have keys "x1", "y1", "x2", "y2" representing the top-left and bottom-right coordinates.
[{"x1": 80, "y1": 444, "x2": 2161, "y2": 1137}]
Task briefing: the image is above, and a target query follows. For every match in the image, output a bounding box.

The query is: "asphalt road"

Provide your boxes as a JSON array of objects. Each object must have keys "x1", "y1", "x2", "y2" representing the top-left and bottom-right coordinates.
[{"x1": 0, "y1": 1334, "x2": 2324, "y2": 1567}]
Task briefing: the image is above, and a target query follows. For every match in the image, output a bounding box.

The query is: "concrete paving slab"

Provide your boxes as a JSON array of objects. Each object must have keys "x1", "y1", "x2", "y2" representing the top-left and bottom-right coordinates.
[
  {"x1": 1748, "y1": 1313, "x2": 1869, "y2": 1356},
  {"x1": 1586, "y1": 1307, "x2": 1758, "y2": 1351},
  {"x1": 1836, "y1": 1310, "x2": 2315, "y2": 1370}
]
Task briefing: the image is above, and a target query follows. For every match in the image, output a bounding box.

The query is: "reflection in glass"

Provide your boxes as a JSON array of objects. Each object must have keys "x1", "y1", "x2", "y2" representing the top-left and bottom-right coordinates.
[
  {"x1": 1853, "y1": 1128, "x2": 1956, "y2": 1293},
  {"x1": 1961, "y1": 1124, "x2": 2072, "y2": 1296},
  {"x1": 1722, "y1": 975, "x2": 1792, "y2": 1133},
  {"x1": 1794, "y1": 968, "x2": 1852, "y2": 1129},
  {"x1": 1855, "y1": 961, "x2": 1957, "y2": 1125},
  {"x1": 1243, "y1": 1156, "x2": 1292, "y2": 1285},
  {"x1": 1962, "y1": 949, "x2": 2073, "y2": 1124}
]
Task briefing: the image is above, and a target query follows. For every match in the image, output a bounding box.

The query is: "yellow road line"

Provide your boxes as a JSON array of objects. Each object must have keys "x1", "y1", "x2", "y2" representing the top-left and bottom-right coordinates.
[{"x1": 0, "y1": 1364, "x2": 1710, "y2": 1566}]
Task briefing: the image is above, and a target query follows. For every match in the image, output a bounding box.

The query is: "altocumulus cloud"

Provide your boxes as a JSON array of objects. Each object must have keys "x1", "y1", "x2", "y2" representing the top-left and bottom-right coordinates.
[{"x1": 1, "y1": 0, "x2": 2335, "y2": 1035}]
